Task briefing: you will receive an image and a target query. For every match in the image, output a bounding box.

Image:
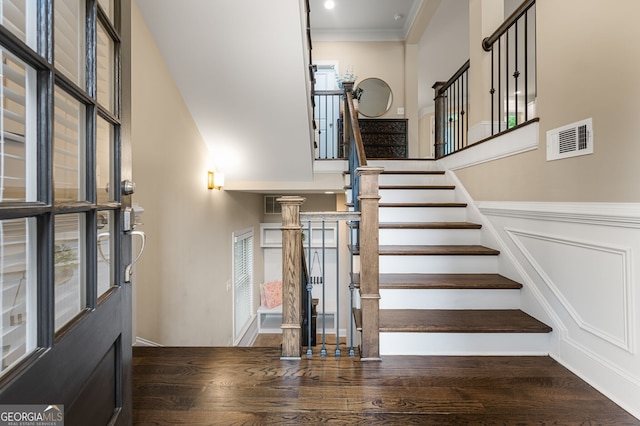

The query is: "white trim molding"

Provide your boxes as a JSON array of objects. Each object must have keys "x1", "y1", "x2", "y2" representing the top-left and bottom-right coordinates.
[
  {"x1": 438, "y1": 120, "x2": 539, "y2": 171},
  {"x1": 478, "y1": 201, "x2": 640, "y2": 228},
  {"x1": 135, "y1": 337, "x2": 162, "y2": 347}
]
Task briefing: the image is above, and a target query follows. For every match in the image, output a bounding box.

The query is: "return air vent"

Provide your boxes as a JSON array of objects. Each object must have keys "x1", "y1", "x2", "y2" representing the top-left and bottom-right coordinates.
[
  {"x1": 546, "y1": 118, "x2": 593, "y2": 161},
  {"x1": 264, "y1": 195, "x2": 283, "y2": 215}
]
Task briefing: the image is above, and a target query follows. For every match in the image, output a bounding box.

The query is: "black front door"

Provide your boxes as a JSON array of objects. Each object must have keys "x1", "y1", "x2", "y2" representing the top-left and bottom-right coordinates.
[{"x1": 0, "y1": 1, "x2": 133, "y2": 424}]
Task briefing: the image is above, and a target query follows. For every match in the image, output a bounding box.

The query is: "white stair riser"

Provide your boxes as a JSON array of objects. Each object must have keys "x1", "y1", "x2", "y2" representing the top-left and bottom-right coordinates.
[
  {"x1": 379, "y1": 332, "x2": 551, "y2": 356},
  {"x1": 380, "y1": 189, "x2": 456, "y2": 203},
  {"x1": 379, "y1": 175, "x2": 448, "y2": 186},
  {"x1": 379, "y1": 228, "x2": 481, "y2": 245},
  {"x1": 379, "y1": 289, "x2": 520, "y2": 309},
  {"x1": 379, "y1": 255, "x2": 498, "y2": 274},
  {"x1": 379, "y1": 206, "x2": 467, "y2": 222}
]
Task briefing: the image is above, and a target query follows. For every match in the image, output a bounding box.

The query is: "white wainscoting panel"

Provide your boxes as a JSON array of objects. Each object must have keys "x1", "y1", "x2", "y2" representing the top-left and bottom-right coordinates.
[
  {"x1": 475, "y1": 201, "x2": 640, "y2": 420},
  {"x1": 506, "y1": 228, "x2": 632, "y2": 352}
]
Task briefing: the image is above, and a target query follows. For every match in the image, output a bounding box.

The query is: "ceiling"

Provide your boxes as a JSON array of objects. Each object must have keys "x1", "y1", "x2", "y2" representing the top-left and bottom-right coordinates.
[{"x1": 309, "y1": 0, "x2": 423, "y2": 41}]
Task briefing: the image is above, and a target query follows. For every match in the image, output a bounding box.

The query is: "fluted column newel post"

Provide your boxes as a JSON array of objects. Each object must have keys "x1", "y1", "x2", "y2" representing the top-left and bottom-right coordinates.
[
  {"x1": 277, "y1": 196, "x2": 306, "y2": 360},
  {"x1": 356, "y1": 166, "x2": 383, "y2": 361}
]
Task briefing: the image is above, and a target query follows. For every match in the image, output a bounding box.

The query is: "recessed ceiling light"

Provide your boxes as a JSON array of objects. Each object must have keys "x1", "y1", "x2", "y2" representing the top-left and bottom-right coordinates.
[
  {"x1": 324, "y1": 0, "x2": 335, "y2": 9},
  {"x1": 394, "y1": 14, "x2": 404, "y2": 21}
]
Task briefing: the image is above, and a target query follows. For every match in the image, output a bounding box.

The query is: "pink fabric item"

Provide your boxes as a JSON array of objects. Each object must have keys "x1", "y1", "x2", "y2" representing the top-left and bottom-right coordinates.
[{"x1": 261, "y1": 280, "x2": 282, "y2": 309}]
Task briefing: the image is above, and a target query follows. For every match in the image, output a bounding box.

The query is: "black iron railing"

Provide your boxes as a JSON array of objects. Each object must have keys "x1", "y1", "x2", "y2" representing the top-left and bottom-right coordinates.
[
  {"x1": 433, "y1": 60, "x2": 470, "y2": 158},
  {"x1": 313, "y1": 90, "x2": 343, "y2": 159},
  {"x1": 300, "y1": 212, "x2": 361, "y2": 358},
  {"x1": 483, "y1": 0, "x2": 536, "y2": 136}
]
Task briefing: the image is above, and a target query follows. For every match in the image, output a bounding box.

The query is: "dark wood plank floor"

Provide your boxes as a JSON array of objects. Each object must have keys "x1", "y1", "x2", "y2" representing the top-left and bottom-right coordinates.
[{"x1": 133, "y1": 346, "x2": 640, "y2": 425}]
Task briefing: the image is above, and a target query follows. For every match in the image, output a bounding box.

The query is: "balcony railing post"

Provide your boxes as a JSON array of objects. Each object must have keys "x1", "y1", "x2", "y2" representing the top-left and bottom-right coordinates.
[
  {"x1": 356, "y1": 166, "x2": 383, "y2": 361},
  {"x1": 342, "y1": 81, "x2": 354, "y2": 159},
  {"x1": 432, "y1": 81, "x2": 446, "y2": 159},
  {"x1": 278, "y1": 196, "x2": 306, "y2": 360}
]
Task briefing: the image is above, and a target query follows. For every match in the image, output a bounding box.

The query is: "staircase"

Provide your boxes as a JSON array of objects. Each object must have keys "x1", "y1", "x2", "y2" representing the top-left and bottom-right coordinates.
[{"x1": 350, "y1": 159, "x2": 552, "y2": 356}]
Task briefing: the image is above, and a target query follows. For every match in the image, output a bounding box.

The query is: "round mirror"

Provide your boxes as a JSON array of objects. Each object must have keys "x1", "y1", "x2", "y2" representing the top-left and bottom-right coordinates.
[{"x1": 355, "y1": 78, "x2": 393, "y2": 117}]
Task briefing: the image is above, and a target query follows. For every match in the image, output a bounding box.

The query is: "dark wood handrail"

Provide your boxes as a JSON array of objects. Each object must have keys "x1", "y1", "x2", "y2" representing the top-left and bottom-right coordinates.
[
  {"x1": 438, "y1": 59, "x2": 470, "y2": 94},
  {"x1": 482, "y1": 0, "x2": 535, "y2": 51},
  {"x1": 345, "y1": 88, "x2": 367, "y2": 167}
]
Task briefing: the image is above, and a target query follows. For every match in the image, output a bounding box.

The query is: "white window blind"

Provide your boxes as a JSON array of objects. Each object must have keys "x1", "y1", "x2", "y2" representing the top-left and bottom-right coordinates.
[
  {"x1": 0, "y1": 2, "x2": 38, "y2": 376},
  {"x1": 0, "y1": 217, "x2": 36, "y2": 375},
  {"x1": 54, "y1": 0, "x2": 85, "y2": 87},
  {"x1": 0, "y1": 1, "x2": 36, "y2": 49},
  {"x1": 54, "y1": 213, "x2": 84, "y2": 331},
  {"x1": 96, "y1": 21, "x2": 114, "y2": 113},
  {"x1": 233, "y1": 228, "x2": 254, "y2": 343},
  {"x1": 53, "y1": 87, "x2": 85, "y2": 202}
]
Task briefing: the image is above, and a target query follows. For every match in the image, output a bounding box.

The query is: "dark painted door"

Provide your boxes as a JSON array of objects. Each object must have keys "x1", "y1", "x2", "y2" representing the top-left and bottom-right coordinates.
[{"x1": 0, "y1": 1, "x2": 133, "y2": 424}]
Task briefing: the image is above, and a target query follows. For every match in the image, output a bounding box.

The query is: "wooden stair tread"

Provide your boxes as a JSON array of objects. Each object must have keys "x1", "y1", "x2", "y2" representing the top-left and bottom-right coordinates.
[
  {"x1": 380, "y1": 185, "x2": 455, "y2": 190},
  {"x1": 379, "y1": 202, "x2": 467, "y2": 208},
  {"x1": 379, "y1": 309, "x2": 552, "y2": 333},
  {"x1": 345, "y1": 170, "x2": 445, "y2": 176},
  {"x1": 352, "y1": 273, "x2": 522, "y2": 290},
  {"x1": 379, "y1": 222, "x2": 482, "y2": 230},
  {"x1": 377, "y1": 273, "x2": 522, "y2": 289},
  {"x1": 378, "y1": 245, "x2": 500, "y2": 256},
  {"x1": 381, "y1": 170, "x2": 445, "y2": 175}
]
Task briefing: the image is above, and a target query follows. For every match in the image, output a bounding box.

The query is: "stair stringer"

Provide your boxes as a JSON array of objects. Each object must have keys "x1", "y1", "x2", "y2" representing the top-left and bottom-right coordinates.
[{"x1": 440, "y1": 166, "x2": 565, "y2": 355}]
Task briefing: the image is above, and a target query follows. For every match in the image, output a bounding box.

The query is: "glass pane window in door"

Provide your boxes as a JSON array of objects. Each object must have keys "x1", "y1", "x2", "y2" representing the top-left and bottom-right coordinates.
[
  {"x1": 0, "y1": 1, "x2": 37, "y2": 49},
  {"x1": 96, "y1": 21, "x2": 114, "y2": 113},
  {"x1": 0, "y1": 217, "x2": 36, "y2": 377},
  {"x1": 96, "y1": 116, "x2": 113, "y2": 203},
  {"x1": 96, "y1": 210, "x2": 114, "y2": 298},
  {"x1": 0, "y1": 49, "x2": 37, "y2": 202},
  {"x1": 54, "y1": 87, "x2": 86, "y2": 202},
  {"x1": 98, "y1": 0, "x2": 114, "y2": 24},
  {"x1": 54, "y1": 0, "x2": 86, "y2": 88},
  {"x1": 54, "y1": 213, "x2": 85, "y2": 331}
]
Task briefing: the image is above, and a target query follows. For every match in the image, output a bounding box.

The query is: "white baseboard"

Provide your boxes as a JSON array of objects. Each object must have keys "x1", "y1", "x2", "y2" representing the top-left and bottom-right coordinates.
[{"x1": 135, "y1": 337, "x2": 162, "y2": 347}]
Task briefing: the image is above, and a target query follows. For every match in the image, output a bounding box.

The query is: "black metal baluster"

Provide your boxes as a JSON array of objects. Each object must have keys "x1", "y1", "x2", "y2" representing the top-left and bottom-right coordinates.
[
  {"x1": 524, "y1": 9, "x2": 529, "y2": 121},
  {"x1": 334, "y1": 219, "x2": 341, "y2": 357},
  {"x1": 514, "y1": 21, "x2": 519, "y2": 127}
]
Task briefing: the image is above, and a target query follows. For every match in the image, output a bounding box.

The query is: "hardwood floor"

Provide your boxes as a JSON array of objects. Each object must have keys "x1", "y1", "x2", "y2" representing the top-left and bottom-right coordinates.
[{"x1": 133, "y1": 345, "x2": 639, "y2": 425}]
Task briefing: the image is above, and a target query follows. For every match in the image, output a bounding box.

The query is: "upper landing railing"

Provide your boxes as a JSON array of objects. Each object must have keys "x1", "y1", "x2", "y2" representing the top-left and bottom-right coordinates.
[
  {"x1": 483, "y1": 0, "x2": 537, "y2": 137},
  {"x1": 434, "y1": 0, "x2": 536, "y2": 158}
]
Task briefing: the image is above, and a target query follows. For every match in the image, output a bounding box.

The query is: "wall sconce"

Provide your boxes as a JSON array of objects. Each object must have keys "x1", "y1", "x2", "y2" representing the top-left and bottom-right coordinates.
[{"x1": 207, "y1": 171, "x2": 224, "y2": 190}]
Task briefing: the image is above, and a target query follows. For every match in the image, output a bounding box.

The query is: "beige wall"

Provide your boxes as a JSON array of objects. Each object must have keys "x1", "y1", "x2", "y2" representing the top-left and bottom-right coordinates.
[
  {"x1": 131, "y1": 4, "x2": 264, "y2": 346},
  {"x1": 418, "y1": 112, "x2": 434, "y2": 158},
  {"x1": 314, "y1": 41, "x2": 422, "y2": 155},
  {"x1": 455, "y1": 0, "x2": 640, "y2": 202}
]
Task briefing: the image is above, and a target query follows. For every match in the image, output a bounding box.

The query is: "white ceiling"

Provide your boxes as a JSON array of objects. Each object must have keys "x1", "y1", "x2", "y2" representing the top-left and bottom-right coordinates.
[
  {"x1": 309, "y1": 0, "x2": 423, "y2": 41},
  {"x1": 134, "y1": 0, "x2": 466, "y2": 189}
]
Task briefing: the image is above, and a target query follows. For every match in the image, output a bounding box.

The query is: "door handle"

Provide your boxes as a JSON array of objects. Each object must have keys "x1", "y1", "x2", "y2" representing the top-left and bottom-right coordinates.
[{"x1": 125, "y1": 231, "x2": 146, "y2": 283}]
